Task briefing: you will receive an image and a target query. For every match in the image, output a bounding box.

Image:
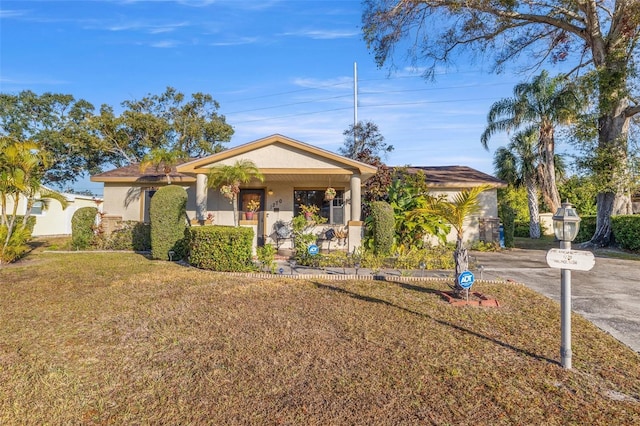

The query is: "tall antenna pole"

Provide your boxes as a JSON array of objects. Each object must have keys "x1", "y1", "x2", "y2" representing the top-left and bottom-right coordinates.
[{"x1": 353, "y1": 61, "x2": 358, "y2": 143}]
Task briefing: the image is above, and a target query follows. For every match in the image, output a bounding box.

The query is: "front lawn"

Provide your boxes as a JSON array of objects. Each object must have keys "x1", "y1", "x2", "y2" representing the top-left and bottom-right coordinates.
[{"x1": 0, "y1": 251, "x2": 638, "y2": 424}]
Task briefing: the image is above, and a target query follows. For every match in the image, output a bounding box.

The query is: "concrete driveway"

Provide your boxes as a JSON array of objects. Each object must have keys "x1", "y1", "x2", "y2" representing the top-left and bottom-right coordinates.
[{"x1": 473, "y1": 248, "x2": 640, "y2": 353}]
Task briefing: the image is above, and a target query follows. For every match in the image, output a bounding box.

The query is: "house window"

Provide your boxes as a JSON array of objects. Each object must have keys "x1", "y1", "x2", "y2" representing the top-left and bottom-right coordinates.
[
  {"x1": 31, "y1": 200, "x2": 45, "y2": 215},
  {"x1": 294, "y1": 189, "x2": 345, "y2": 225}
]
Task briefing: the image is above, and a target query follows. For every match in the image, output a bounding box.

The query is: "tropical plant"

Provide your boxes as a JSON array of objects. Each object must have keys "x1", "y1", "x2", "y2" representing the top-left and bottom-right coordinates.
[
  {"x1": 139, "y1": 147, "x2": 187, "y2": 185},
  {"x1": 481, "y1": 71, "x2": 582, "y2": 214},
  {"x1": 206, "y1": 159, "x2": 264, "y2": 226},
  {"x1": 299, "y1": 204, "x2": 319, "y2": 215},
  {"x1": 0, "y1": 137, "x2": 68, "y2": 263},
  {"x1": 493, "y1": 130, "x2": 541, "y2": 239},
  {"x1": 409, "y1": 185, "x2": 491, "y2": 296},
  {"x1": 246, "y1": 199, "x2": 261, "y2": 213},
  {"x1": 386, "y1": 178, "x2": 449, "y2": 249}
]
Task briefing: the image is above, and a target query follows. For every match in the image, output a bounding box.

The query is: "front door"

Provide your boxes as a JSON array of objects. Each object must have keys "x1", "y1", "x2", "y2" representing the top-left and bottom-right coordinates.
[{"x1": 239, "y1": 189, "x2": 265, "y2": 246}]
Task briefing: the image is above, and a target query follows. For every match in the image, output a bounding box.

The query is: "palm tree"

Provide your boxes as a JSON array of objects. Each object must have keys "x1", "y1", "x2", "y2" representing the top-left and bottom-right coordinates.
[
  {"x1": 494, "y1": 131, "x2": 541, "y2": 239},
  {"x1": 410, "y1": 185, "x2": 490, "y2": 296},
  {"x1": 139, "y1": 148, "x2": 187, "y2": 185},
  {"x1": 206, "y1": 159, "x2": 264, "y2": 226},
  {"x1": 0, "y1": 137, "x2": 68, "y2": 263},
  {"x1": 481, "y1": 70, "x2": 581, "y2": 214}
]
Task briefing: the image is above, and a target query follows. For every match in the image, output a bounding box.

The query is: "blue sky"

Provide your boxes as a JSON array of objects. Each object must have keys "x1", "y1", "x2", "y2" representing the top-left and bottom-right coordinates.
[{"x1": 1, "y1": 0, "x2": 529, "y2": 195}]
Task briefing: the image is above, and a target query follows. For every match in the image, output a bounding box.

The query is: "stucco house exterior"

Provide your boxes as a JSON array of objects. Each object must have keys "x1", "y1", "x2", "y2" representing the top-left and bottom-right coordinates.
[
  {"x1": 91, "y1": 134, "x2": 377, "y2": 252},
  {"x1": 91, "y1": 134, "x2": 506, "y2": 251},
  {"x1": 400, "y1": 166, "x2": 506, "y2": 244},
  {"x1": 6, "y1": 189, "x2": 103, "y2": 237}
]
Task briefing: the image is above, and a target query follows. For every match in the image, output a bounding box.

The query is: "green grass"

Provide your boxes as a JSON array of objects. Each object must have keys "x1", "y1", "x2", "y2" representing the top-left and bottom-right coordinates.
[{"x1": 1, "y1": 250, "x2": 639, "y2": 424}]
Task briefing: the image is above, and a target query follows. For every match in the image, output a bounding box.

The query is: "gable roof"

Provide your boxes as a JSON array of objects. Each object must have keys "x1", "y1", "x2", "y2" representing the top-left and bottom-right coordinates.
[
  {"x1": 176, "y1": 134, "x2": 378, "y2": 179},
  {"x1": 398, "y1": 166, "x2": 506, "y2": 188}
]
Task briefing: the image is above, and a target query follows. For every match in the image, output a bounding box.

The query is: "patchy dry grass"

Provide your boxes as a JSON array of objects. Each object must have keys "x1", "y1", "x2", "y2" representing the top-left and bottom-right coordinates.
[{"x1": 1, "y1": 251, "x2": 639, "y2": 425}]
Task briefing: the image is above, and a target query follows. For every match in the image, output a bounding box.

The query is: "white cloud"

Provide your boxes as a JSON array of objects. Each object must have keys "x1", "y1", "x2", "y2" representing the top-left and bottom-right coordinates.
[
  {"x1": 210, "y1": 37, "x2": 259, "y2": 46},
  {"x1": 105, "y1": 20, "x2": 189, "y2": 34},
  {"x1": 150, "y1": 40, "x2": 180, "y2": 48},
  {"x1": 292, "y1": 76, "x2": 352, "y2": 90},
  {"x1": 0, "y1": 9, "x2": 29, "y2": 18},
  {"x1": 281, "y1": 29, "x2": 358, "y2": 40}
]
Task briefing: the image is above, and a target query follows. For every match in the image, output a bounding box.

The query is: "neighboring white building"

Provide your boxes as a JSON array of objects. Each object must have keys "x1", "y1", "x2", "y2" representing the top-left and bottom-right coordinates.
[{"x1": 6, "y1": 189, "x2": 103, "y2": 237}]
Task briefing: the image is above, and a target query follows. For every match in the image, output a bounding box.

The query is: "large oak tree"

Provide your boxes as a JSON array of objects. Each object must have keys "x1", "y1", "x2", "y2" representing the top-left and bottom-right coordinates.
[{"x1": 363, "y1": 0, "x2": 640, "y2": 246}]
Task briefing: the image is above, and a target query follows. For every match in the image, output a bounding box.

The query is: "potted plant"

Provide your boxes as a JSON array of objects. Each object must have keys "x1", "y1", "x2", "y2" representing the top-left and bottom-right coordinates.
[
  {"x1": 324, "y1": 187, "x2": 337, "y2": 201},
  {"x1": 245, "y1": 199, "x2": 260, "y2": 220},
  {"x1": 204, "y1": 212, "x2": 214, "y2": 225},
  {"x1": 299, "y1": 204, "x2": 319, "y2": 220},
  {"x1": 334, "y1": 227, "x2": 348, "y2": 246}
]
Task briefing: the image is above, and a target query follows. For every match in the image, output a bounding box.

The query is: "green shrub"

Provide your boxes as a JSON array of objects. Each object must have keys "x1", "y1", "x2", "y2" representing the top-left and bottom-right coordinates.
[
  {"x1": 0, "y1": 222, "x2": 33, "y2": 263},
  {"x1": 71, "y1": 207, "x2": 98, "y2": 250},
  {"x1": 99, "y1": 221, "x2": 151, "y2": 251},
  {"x1": 611, "y1": 215, "x2": 640, "y2": 252},
  {"x1": 369, "y1": 201, "x2": 394, "y2": 255},
  {"x1": 575, "y1": 215, "x2": 596, "y2": 244},
  {"x1": 500, "y1": 205, "x2": 515, "y2": 247},
  {"x1": 256, "y1": 243, "x2": 277, "y2": 273},
  {"x1": 513, "y1": 220, "x2": 530, "y2": 238},
  {"x1": 149, "y1": 185, "x2": 188, "y2": 260},
  {"x1": 188, "y1": 225, "x2": 254, "y2": 272},
  {"x1": 290, "y1": 213, "x2": 326, "y2": 266}
]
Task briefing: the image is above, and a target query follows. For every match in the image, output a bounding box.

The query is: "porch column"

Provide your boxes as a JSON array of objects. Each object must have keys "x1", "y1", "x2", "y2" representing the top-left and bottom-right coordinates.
[
  {"x1": 196, "y1": 173, "x2": 208, "y2": 220},
  {"x1": 350, "y1": 173, "x2": 362, "y2": 221}
]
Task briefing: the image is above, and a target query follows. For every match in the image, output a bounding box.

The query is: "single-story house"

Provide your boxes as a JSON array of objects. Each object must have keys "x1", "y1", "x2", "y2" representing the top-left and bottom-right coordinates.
[
  {"x1": 400, "y1": 166, "x2": 506, "y2": 244},
  {"x1": 91, "y1": 134, "x2": 505, "y2": 251},
  {"x1": 6, "y1": 189, "x2": 103, "y2": 237}
]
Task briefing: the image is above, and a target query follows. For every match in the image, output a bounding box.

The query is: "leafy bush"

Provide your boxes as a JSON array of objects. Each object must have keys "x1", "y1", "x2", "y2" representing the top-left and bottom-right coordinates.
[
  {"x1": 513, "y1": 220, "x2": 531, "y2": 238},
  {"x1": 98, "y1": 221, "x2": 151, "y2": 251},
  {"x1": 149, "y1": 185, "x2": 188, "y2": 260},
  {"x1": 188, "y1": 225, "x2": 254, "y2": 271},
  {"x1": 256, "y1": 243, "x2": 277, "y2": 273},
  {"x1": 390, "y1": 245, "x2": 455, "y2": 270},
  {"x1": 0, "y1": 222, "x2": 33, "y2": 263},
  {"x1": 368, "y1": 201, "x2": 395, "y2": 255},
  {"x1": 499, "y1": 205, "x2": 515, "y2": 247},
  {"x1": 611, "y1": 215, "x2": 640, "y2": 252},
  {"x1": 290, "y1": 213, "x2": 326, "y2": 266},
  {"x1": 71, "y1": 207, "x2": 98, "y2": 250},
  {"x1": 575, "y1": 215, "x2": 596, "y2": 243},
  {"x1": 470, "y1": 240, "x2": 501, "y2": 252}
]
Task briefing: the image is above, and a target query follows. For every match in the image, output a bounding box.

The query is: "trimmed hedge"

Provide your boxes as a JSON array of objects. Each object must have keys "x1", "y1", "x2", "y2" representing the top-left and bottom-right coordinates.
[
  {"x1": 149, "y1": 185, "x2": 188, "y2": 260},
  {"x1": 100, "y1": 221, "x2": 151, "y2": 251},
  {"x1": 188, "y1": 225, "x2": 254, "y2": 272},
  {"x1": 369, "y1": 201, "x2": 394, "y2": 255},
  {"x1": 500, "y1": 206, "x2": 515, "y2": 247},
  {"x1": 575, "y1": 215, "x2": 596, "y2": 244},
  {"x1": 72, "y1": 207, "x2": 98, "y2": 250},
  {"x1": 611, "y1": 215, "x2": 640, "y2": 252}
]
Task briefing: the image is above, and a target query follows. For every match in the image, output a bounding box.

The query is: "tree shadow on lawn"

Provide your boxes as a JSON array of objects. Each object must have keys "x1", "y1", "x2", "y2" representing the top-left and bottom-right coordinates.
[{"x1": 312, "y1": 281, "x2": 558, "y2": 366}]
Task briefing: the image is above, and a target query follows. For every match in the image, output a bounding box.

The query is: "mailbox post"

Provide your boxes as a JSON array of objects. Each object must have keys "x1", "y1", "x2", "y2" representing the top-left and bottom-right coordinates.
[{"x1": 552, "y1": 202, "x2": 581, "y2": 369}]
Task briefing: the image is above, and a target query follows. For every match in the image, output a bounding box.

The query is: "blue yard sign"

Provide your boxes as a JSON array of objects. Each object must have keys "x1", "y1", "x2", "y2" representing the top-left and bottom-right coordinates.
[
  {"x1": 458, "y1": 271, "x2": 475, "y2": 289},
  {"x1": 307, "y1": 244, "x2": 319, "y2": 256}
]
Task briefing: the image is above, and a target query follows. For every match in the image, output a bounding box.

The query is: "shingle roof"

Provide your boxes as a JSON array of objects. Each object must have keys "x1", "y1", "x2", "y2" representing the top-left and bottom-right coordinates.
[
  {"x1": 91, "y1": 160, "x2": 196, "y2": 183},
  {"x1": 397, "y1": 166, "x2": 506, "y2": 188}
]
